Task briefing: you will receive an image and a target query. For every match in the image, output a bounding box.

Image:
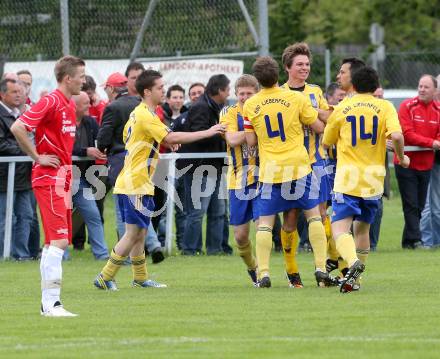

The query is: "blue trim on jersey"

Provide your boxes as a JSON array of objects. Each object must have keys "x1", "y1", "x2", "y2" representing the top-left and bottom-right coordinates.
[
  {"x1": 229, "y1": 183, "x2": 259, "y2": 225},
  {"x1": 257, "y1": 172, "x2": 320, "y2": 216},
  {"x1": 117, "y1": 194, "x2": 155, "y2": 228},
  {"x1": 315, "y1": 132, "x2": 322, "y2": 162},
  {"x1": 331, "y1": 192, "x2": 380, "y2": 224},
  {"x1": 311, "y1": 160, "x2": 331, "y2": 203},
  {"x1": 309, "y1": 93, "x2": 318, "y2": 108},
  {"x1": 303, "y1": 126, "x2": 310, "y2": 153},
  {"x1": 230, "y1": 148, "x2": 238, "y2": 176}
]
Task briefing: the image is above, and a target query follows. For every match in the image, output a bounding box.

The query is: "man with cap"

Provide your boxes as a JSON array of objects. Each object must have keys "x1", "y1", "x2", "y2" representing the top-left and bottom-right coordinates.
[{"x1": 97, "y1": 71, "x2": 164, "y2": 263}]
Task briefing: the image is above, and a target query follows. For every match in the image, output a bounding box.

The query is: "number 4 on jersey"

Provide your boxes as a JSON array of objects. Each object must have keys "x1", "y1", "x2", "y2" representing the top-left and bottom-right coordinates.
[{"x1": 265, "y1": 112, "x2": 286, "y2": 142}]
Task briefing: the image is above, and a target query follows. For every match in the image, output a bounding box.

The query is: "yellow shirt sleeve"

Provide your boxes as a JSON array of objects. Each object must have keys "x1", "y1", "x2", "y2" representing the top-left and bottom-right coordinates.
[
  {"x1": 384, "y1": 101, "x2": 402, "y2": 137},
  {"x1": 220, "y1": 106, "x2": 238, "y2": 132},
  {"x1": 243, "y1": 102, "x2": 255, "y2": 133},
  {"x1": 145, "y1": 114, "x2": 171, "y2": 143},
  {"x1": 322, "y1": 110, "x2": 341, "y2": 146},
  {"x1": 299, "y1": 95, "x2": 318, "y2": 125},
  {"x1": 318, "y1": 88, "x2": 330, "y2": 111}
]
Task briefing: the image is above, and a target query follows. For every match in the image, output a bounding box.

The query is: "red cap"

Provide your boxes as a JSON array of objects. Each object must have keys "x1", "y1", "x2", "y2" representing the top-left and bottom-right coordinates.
[{"x1": 102, "y1": 72, "x2": 128, "y2": 87}]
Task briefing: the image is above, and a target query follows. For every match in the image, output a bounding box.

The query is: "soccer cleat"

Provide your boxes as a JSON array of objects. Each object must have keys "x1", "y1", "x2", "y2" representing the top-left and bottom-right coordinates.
[
  {"x1": 326, "y1": 259, "x2": 338, "y2": 273},
  {"x1": 315, "y1": 269, "x2": 339, "y2": 287},
  {"x1": 132, "y1": 279, "x2": 167, "y2": 288},
  {"x1": 151, "y1": 248, "x2": 165, "y2": 264},
  {"x1": 339, "y1": 260, "x2": 365, "y2": 293},
  {"x1": 287, "y1": 272, "x2": 304, "y2": 288},
  {"x1": 41, "y1": 301, "x2": 78, "y2": 317},
  {"x1": 94, "y1": 273, "x2": 118, "y2": 291},
  {"x1": 247, "y1": 268, "x2": 258, "y2": 287},
  {"x1": 257, "y1": 275, "x2": 271, "y2": 288}
]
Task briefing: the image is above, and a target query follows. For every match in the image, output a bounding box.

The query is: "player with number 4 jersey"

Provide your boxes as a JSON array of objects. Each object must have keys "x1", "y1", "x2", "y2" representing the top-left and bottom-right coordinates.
[{"x1": 244, "y1": 56, "x2": 332, "y2": 288}]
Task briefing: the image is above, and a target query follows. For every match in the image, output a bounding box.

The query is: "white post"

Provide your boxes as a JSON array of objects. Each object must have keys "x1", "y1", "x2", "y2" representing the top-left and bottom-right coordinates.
[
  {"x1": 3, "y1": 162, "x2": 16, "y2": 259},
  {"x1": 165, "y1": 155, "x2": 177, "y2": 255}
]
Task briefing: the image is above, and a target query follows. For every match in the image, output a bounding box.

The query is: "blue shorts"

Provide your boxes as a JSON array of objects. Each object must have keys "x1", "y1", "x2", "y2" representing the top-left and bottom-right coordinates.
[
  {"x1": 117, "y1": 194, "x2": 155, "y2": 229},
  {"x1": 331, "y1": 192, "x2": 380, "y2": 224},
  {"x1": 312, "y1": 160, "x2": 331, "y2": 203},
  {"x1": 229, "y1": 183, "x2": 259, "y2": 226},
  {"x1": 257, "y1": 172, "x2": 320, "y2": 217}
]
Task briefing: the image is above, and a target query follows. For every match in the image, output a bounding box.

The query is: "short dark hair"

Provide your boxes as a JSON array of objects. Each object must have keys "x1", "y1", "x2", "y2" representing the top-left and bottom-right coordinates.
[
  {"x1": 125, "y1": 62, "x2": 145, "y2": 77},
  {"x1": 166, "y1": 84, "x2": 185, "y2": 98},
  {"x1": 82, "y1": 75, "x2": 97, "y2": 92},
  {"x1": 0, "y1": 78, "x2": 17, "y2": 93},
  {"x1": 282, "y1": 42, "x2": 312, "y2": 69},
  {"x1": 54, "y1": 55, "x2": 85, "y2": 83},
  {"x1": 17, "y1": 69, "x2": 32, "y2": 77},
  {"x1": 135, "y1": 70, "x2": 162, "y2": 97},
  {"x1": 341, "y1": 57, "x2": 366, "y2": 77},
  {"x1": 352, "y1": 66, "x2": 379, "y2": 93},
  {"x1": 205, "y1": 74, "x2": 230, "y2": 96},
  {"x1": 326, "y1": 82, "x2": 340, "y2": 98},
  {"x1": 252, "y1": 56, "x2": 279, "y2": 88},
  {"x1": 189, "y1": 82, "x2": 205, "y2": 93}
]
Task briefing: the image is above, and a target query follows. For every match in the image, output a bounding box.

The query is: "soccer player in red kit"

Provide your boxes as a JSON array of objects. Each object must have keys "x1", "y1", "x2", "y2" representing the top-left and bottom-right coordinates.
[{"x1": 11, "y1": 56, "x2": 86, "y2": 317}]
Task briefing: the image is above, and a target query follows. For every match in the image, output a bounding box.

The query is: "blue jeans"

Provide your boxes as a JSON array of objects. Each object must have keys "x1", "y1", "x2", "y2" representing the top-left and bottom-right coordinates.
[
  {"x1": 0, "y1": 190, "x2": 33, "y2": 259},
  {"x1": 113, "y1": 194, "x2": 161, "y2": 253},
  {"x1": 182, "y1": 170, "x2": 225, "y2": 255},
  {"x1": 72, "y1": 179, "x2": 109, "y2": 259},
  {"x1": 420, "y1": 163, "x2": 440, "y2": 247},
  {"x1": 28, "y1": 191, "x2": 41, "y2": 258}
]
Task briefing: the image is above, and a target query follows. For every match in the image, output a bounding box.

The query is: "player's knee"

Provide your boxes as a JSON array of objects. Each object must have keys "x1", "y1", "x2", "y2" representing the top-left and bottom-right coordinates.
[{"x1": 334, "y1": 232, "x2": 351, "y2": 242}]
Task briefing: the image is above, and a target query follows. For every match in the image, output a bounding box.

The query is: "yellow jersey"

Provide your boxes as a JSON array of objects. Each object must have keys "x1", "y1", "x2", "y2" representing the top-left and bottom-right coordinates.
[
  {"x1": 281, "y1": 82, "x2": 329, "y2": 164},
  {"x1": 114, "y1": 102, "x2": 170, "y2": 195},
  {"x1": 220, "y1": 104, "x2": 258, "y2": 190},
  {"x1": 322, "y1": 93, "x2": 402, "y2": 197},
  {"x1": 243, "y1": 86, "x2": 318, "y2": 183}
]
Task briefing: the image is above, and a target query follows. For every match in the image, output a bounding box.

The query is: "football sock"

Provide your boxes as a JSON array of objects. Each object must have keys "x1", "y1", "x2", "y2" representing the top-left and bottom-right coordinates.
[
  {"x1": 327, "y1": 237, "x2": 339, "y2": 261},
  {"x1": 131, "y1": 252, "x2": 148, "y2": 282},
  {"x1": 256, "y1": 225, "x2": 273, "y2": 277},
  {"x1": 308, "y1": 217, "x2": 327, "y2": 271},
  {"x1": 41, "y1": 245, "x2": 64, "y2": 311},
  {"x1": 236, "y1": 240, "x2": 256, "y2": 270},
  {"x1": 324, "y1": 215, "x2": 332, "y2": 240},
  {"x1": 356, "y1": 248, "x2": 370, "y2": 265},
  {"x1": 101, "y1": 249, "x2": 127, "y2": 281},
  {"x1": 281, "y1": 228, "x2": 299, "y2": 274},
  {"x1": 335, "y1": 233, "x2": 358, "y2": 268}
]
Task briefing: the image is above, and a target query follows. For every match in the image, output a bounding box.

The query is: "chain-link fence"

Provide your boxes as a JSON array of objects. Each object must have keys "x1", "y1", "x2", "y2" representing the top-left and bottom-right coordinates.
[{"x1": 0, "y1": 0, "x2": 259, "y2": 62}]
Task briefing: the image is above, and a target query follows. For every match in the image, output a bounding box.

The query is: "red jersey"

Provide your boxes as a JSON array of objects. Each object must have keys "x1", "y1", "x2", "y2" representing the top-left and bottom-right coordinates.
[
  {"x1": 394, "y1": 97, "x2": 440, "y2": 171},
  {"x1": 89, "y1": 99, "x2": 107, "y2": 125},
  {"x1": 18, "y1": 89, "x2": 76, "y2": 188}
]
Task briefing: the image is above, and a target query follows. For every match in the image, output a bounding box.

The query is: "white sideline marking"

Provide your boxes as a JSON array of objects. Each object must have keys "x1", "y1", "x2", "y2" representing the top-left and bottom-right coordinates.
[{"x1": 2, "y1": 335, "x2": 440, "y2": 351}]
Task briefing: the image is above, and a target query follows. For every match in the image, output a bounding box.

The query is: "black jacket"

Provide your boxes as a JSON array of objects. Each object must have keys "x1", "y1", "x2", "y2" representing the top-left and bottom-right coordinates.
[
  {"x1": 97, "y1": 93, "x2": 140, "y2": 155},
  {"x1": 182, "y1": 93, "x2": 226, "y2": 169},
  {"x1": 0, "y1": 104, "x2": 32, "y2": 192},
  {"x1": 72, "y1": 115, "x2": 99, "y2": 181}
]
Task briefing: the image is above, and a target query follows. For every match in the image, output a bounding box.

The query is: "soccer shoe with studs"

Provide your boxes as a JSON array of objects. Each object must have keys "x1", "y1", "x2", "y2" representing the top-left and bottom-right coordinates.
[
  {"x1": 94, "y1": 273, "x2": 118, "y2": 291},
  {"x1": 257, "y1": 275, "x2": 271, "y2": 288},
  {"x1": 41, "y1": 301, "x2": 78, "y2": 317},
  {"x1": 315, "y1": 269, "x2": 339, "y2": 287},
  {"x1": 132, "y1": 279, "x2": 167, "y2": 288},
  {"x1": 287, "y1": 272, "x2": 304, "y2": 288},
  {"x1": 247, "y1": 268, "x2": 258, "y2": 287},
  {"x1": 339, "y1": 260, "x2": 365, "y2": 293}
]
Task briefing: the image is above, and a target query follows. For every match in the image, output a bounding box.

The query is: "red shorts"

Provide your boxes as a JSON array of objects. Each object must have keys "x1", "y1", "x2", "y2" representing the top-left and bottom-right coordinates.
[{"x1": 34, "y1": 185, "x2": 72, "y2": 245}]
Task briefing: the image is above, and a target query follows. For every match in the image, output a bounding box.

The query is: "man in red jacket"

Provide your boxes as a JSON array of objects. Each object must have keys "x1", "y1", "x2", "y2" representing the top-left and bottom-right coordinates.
[{"x1": 395, "y1": 74, "x2": 440, "y2": 249}]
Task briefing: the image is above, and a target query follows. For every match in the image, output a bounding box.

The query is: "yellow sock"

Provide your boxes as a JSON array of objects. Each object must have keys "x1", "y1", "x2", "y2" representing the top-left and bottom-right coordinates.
[
  {"x1": 335, "y1": 233, "x2": 358, "y2": 267},
  {"x1": 324, "y1": 216, "x2": 332, "y2": 240},
  {"x1": 281, "y1": 229, "x2": 299, "y2": 274},
  {"x1": 338, "y1": 258, "x2": 349, "y2": 275},
  {"x1": 236, "y1": 240, "x2": 256, "y2": 270},
  {"x1": 256, "y1": 225, "x2": 273, "y2": 277},
  {"x1": 308, "y1": 217, "x2": 327, "y2": 271},
  {"x1": 131, "y1": 252, "x2": 148, "y2": 282},
  {"x1": 327, "y1": 237, "x2": 339, "y2": 261},
  {"x1": 356, "y1": 248, "x2": 369, "y2": 265},
  {"x1": 101, "y1": 249, "x2": 127, "y2": 281}
]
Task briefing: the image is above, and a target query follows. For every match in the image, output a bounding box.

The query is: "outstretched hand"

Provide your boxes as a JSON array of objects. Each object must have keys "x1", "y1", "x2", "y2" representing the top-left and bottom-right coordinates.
[{"x1": 209, "y1": 123, "x2": 227, "y2": 136}]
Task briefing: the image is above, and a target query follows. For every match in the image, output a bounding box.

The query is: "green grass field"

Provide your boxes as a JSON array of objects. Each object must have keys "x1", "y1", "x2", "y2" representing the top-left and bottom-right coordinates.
[{"x1": 1, "y1": 195, "x2": 439, "y2": 358}]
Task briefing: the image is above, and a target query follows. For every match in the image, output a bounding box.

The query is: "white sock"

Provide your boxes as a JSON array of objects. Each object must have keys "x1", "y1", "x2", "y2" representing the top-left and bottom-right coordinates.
[{"x1": 41, "y1": 245, "x2": 64, "y2": 311}]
